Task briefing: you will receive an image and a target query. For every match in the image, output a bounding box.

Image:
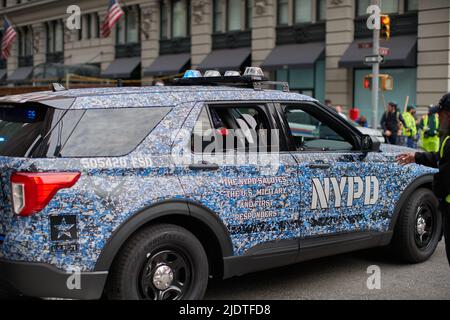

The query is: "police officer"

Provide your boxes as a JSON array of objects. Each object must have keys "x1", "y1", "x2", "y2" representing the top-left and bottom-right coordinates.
[
  {"x1": 402, "y1": 105, "x2": 417, "y2": 148},
  {"x1": 397, "y1": 93, "x2": 450, "y2": 265},
  {"x1": 419, "y1": 106, "x2": 440, "y2": 153}
]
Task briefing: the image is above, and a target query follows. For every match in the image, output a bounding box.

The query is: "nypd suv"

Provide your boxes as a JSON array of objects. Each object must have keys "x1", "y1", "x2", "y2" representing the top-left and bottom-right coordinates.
[{"x1": 0, "y1": 68, "x2": 441, "y2": 300}]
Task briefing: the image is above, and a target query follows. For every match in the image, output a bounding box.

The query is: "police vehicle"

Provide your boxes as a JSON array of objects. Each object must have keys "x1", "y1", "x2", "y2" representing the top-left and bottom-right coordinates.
[{"x1": 0, "y1": 68, "x2": 442, "y2": 300}]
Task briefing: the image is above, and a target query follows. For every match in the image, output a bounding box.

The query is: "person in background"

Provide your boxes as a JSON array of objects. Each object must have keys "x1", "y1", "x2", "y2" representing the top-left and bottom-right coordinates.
[
  {"x1": 335, "y1": 105, "x2": 348, "y2": 120},
  {"x1": 402, "y1": 105, "x2": 418, "y2": 148},
  {"x1": 349, "y1": 106, "x2": 360, "y2": 122},
  {"x1": 357, "y1": 115, "x2": 369, "y2": 128},
  {"x1": 380, "y1": 102, "x2": 406, "y2": 145},
  {"x1": 324, "y1": 99, "x2": 333, "y2": 108},
  {"x1": 396, "y1": 93, "x2": 450, "y2": 266},
  {"x1": 419, "y1": 106, "x2": 440, "y2": 153}
]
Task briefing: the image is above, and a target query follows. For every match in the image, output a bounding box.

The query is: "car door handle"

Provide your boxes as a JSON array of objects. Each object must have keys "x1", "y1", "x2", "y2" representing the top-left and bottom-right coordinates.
[
  {"x1": 308, "y1": 163, "x2": 331, "y2": 170},
  {"x1": 189, "y1": 161, "x2": 220, "y2": 171}
]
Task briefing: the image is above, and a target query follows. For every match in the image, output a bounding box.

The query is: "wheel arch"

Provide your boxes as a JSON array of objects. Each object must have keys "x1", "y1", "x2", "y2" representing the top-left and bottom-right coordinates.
[
  {"x1": 94, "y1": 199, "x2": 234, "y2": 279},
  {"x1": 389, "y1": 174, "x2": 434, "y2": 232}
]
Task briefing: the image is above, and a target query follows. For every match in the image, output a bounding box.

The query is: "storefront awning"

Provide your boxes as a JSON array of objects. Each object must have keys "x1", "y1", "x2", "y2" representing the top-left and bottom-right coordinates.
[
  {"x1": 8, "y1": 66, "x2": 33, "y2": 82},
  {"x1": 198, "y1": 47, "x2": 251, "y2": 72},
  {"x1": 143, "y1": 53, "x2": 190, "y2": 77},
  {"x1": 339, "y1": 35, "x2": 417, "y2": 68},
  {"x1": 261, "y1": 42, "x2": 325, "y2": 70},
  {"x1": 101, "y1": 57, "x2": 141, "y2": 79}
]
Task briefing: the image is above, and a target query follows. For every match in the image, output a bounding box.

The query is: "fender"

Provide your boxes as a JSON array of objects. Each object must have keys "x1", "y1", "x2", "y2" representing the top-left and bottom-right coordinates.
[
  {"x1": 388, "y1": 174, "x2": 434, "y2": 232},
  {"x1": 94, "y1": 199, "x2": 233, "y2": 272}
]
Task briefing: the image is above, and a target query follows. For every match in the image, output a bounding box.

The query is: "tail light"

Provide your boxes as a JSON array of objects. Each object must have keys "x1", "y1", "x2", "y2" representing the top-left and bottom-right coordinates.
[{"x1": 10, "y1": 172, "x2": 81, "y2": 217}]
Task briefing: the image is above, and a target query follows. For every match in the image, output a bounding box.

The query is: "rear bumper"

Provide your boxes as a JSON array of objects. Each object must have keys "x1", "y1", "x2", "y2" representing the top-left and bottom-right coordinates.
[{"x1": 0, "y1": 258, "x2": 108, "y2": 299}]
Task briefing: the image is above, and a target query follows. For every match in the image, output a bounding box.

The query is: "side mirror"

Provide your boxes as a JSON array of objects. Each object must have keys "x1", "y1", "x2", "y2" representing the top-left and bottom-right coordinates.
[{"x1": 362, "y1": 135, "x2": 380, "y2": 152}]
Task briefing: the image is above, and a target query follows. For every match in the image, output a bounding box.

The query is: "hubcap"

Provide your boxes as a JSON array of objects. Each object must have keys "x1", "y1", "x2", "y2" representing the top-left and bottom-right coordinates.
[
  {"x1": 138, "y1": 249, "x2": 192, "y2": 300},
  {"x1": 152, "y1": 265, "x2": 174, "y2": 290},
  {"x1": 416, "y1": 216, "x2": 426, "y2": 237},
  {"x1": 414, "y1": 203, "x2": 436, "y2": 249}
]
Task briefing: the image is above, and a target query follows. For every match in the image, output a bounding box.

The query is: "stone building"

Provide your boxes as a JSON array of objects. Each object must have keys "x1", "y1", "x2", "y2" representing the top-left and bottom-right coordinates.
[{"x1": 0, "y1": 0, "x2": 449, "y2": 122}]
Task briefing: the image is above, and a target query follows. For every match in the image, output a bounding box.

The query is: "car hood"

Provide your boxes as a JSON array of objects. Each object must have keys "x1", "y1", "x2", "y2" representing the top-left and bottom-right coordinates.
[{"x1": 379, "y1": 144, "x2": 416, "y2": 154}]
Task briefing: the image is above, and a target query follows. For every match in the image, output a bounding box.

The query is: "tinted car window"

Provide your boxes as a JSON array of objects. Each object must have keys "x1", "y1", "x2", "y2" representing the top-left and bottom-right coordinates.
[
  {"x1": 0, "y1": 104, "x2": 64, "y2": 157},
  {"x1": 59, "y1": 107, "x2": 171, "y2": 157},
  {"x1": 193, "y1": 105, "x2": 274, "y2": 153},
  {"x1": 284, "y1": 106, "x2": 353, "y2": 152}
]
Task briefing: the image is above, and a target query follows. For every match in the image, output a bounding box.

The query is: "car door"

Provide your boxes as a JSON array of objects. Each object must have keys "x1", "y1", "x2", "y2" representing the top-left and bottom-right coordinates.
[
  {"x1": 177, "y1": 102, "x2": 301, "y2": 258},
  {"x1": 275, "y1": 102, "x2": 381, "y2": 239}
]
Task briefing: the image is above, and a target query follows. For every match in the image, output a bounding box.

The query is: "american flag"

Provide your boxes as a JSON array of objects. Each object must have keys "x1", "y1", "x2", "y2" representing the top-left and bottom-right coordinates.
[
  {"x1": 1, "y1": 17, "x2": 17, "y2": 60},
  {"x1": 101, "y1": 0, "x2": 125, "y2": 38}
]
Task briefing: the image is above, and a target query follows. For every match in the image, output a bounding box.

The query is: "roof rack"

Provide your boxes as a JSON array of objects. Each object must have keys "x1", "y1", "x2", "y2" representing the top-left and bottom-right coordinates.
[{"x1": 171, "y1": 75, "x2": 290, "y2": 92}]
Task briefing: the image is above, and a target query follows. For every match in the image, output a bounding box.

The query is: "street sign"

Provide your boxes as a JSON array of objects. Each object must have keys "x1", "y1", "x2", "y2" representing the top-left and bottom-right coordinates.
[
  {"x1": 379, "y1": 47, "x2": 390, "y2": 56},
  {"x1": 364, "y1": 55, "x2": 384, "y2": 65}
]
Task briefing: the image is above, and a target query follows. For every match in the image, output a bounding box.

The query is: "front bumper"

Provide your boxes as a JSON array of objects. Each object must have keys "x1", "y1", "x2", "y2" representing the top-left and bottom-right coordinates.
[{"x1": 0, "y1": 259, "x2": 108, "y2": 299}]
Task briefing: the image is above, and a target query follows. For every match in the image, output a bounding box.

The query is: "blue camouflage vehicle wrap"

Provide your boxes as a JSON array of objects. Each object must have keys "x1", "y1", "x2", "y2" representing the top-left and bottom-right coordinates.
[{"x1": 0, "y1": 87, "x2": 437, "y2": 276}]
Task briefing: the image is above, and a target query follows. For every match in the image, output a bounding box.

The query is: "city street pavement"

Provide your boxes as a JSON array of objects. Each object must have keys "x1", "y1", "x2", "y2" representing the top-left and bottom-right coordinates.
[
  {"x1": 205, "y1": 241, "x2": 450, "y2": 300},
  {"x1": 1, "y1": 242, "x2": 449, "y2": 300}
]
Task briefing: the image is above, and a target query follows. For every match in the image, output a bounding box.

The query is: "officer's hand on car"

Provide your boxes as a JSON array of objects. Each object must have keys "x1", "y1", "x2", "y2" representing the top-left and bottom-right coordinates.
[{"x1": 396, "y1": 152, "x2": 416, "y2": 165}]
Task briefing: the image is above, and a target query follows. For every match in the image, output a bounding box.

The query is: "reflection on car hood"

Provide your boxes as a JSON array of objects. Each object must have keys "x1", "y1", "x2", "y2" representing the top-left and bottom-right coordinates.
[{"x1": 380, "y1": 144, "x2": 416, "y2": 154}]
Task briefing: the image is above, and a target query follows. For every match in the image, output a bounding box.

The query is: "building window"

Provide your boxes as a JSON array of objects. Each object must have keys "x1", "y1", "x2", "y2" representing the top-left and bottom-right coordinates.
[
  {"x1": 160, "y1": 1, "x2": 169, "y2": 39},
  {"x1": 317, "y1": 0, "x2": 326, "y2": 21},
  {"x1": 172, "y1": 0, "x2": 189, "y2": 38},
  {"x1": 246, "y1": 0, "x2": 252, "y2": 29},
  {"x1": 381, "y1": 0, "x2": 399, "y2": 14},
  {"x1": 116, "y1": 6, "x2": 140, "y2": 45},
  {"x1": 18, "y1": 26, "x2": 33, "y2": 61},
  {"x1": 227, "y1": 0, "x2": 242, "y2": 31},
  {"x1": 294, "y1": 0, "x2": 312, "y2": 24},
  {"x1": 213, "y1": 0, "x2": 224, "y2": 33},
  {"x1": 406, "y1": 0, "x2": 418, "y2": 12},
  {"x1": 77, "y1": 13, "x2": 100, "y2": 41},
  {"x1": 278, "y1": 0, "x2": 289, "y2": 25},
  {"x1": 212, "y1": 0, "x2": 251, "y2": 33},
  {"x1": 357, "y1": 0, "x2": 399, "y2": 17},
  {"x1": 46, "y1": 20, "x2": 64, "y2": 54},
  {"x1": 159, "y1": 0, "x2": 190, "y2": 39}
]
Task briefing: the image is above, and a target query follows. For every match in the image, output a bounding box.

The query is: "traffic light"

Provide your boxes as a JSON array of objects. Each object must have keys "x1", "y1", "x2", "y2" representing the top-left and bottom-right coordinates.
[
  {"x1": 364, "y1": 76, "x2": 371, "y2": 89},
  {"x1": 363, "y1": 74, "x2": 394, "y2": 91},
  {"x1": 380, "y1": 15, "x2": 391, "y2": 40}
]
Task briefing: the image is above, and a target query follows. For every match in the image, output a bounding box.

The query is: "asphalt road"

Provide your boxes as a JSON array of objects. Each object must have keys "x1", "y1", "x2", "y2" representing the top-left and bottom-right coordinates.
[
  {"x1": 1, "y1": 242, "x2": 449, "y2": 300},
  {"x1": 205, "y1": 241, "x2": 450, "y2": 300}
]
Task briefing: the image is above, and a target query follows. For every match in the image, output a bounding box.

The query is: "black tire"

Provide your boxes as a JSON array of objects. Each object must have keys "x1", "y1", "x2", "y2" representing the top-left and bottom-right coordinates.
[
  {"x1": 392, "y1": 188, "x2": 442, "y2": 263},
  {"x1": 105, "y1": 224, "x2": 209, "y2": 300}
]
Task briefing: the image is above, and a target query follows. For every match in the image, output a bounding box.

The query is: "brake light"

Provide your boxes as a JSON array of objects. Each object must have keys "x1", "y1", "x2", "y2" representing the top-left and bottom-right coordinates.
[{"x1": 10, "y1": 172, "x2": 81, "y2": 217}]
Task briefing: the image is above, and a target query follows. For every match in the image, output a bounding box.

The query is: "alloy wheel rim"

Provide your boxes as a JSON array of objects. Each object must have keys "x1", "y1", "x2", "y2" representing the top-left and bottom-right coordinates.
[{"x1": 138, "y1": 248, "x2": 192, "y2": 300}]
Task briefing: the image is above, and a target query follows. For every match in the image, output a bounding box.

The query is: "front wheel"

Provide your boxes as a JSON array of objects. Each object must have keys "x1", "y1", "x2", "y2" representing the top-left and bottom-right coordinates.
[
  {"x1": 392, "y1": 188, "x2": 442, "y2": 263},
  {"x1": 105, "y1": 224, "x2": 209, "y2": 300}
]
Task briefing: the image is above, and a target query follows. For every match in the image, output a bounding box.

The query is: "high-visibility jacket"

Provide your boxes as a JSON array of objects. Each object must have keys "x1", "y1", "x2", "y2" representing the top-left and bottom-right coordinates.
[
  {"x1": 415, "y1": 135, "x2": 450, "y2": 204},
  {"x1": 441, "y1": 136, "x2": 450, "y2": 204},
  {"x1": 421, "y1": 114, "x2": 440, "y2": 153},
  {"x1": 402, "y1": 112, "x2": 417, "y2": 137}
]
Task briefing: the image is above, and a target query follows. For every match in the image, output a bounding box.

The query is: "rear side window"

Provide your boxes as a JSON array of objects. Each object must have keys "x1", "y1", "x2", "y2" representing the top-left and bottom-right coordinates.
[
  {"x1": 37, "y1": 107, "x2": 171, "y2": 158},
  {"x1": 0, "y1": 104, "x2": 63, "y2": 157}
]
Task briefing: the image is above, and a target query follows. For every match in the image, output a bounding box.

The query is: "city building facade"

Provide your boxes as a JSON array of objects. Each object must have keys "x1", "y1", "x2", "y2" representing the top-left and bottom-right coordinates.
[{"x1": 0, "y1": 0, "x2": 449, "y2": 121}]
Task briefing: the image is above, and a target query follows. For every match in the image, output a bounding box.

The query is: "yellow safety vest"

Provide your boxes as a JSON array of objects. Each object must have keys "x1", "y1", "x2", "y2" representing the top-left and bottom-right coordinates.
[
  {"x1": 402, "y1": 112, "x2": 417, "y2": 137},
  {"x1": 440, "y1": 136, "x2": 450, "y2": 203},
  {"x1": 422, "y1": 115, "x2": 440, "y2": 153}
]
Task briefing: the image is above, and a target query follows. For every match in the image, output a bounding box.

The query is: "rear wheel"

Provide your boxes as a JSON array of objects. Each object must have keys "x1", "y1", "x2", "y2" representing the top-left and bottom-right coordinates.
[
  {"x1": 392, "y1": 188, "x2": 441, "y2": 263},
  {"x1": 105, "y1": 224, "x2": 209, "y2": 300}
]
